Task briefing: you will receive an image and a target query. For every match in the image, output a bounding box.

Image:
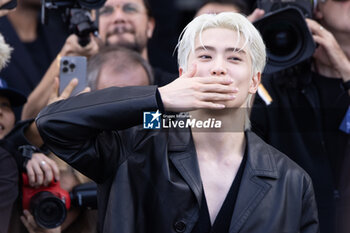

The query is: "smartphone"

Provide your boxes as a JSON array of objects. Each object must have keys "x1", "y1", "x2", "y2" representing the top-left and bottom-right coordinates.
[
  {"x1": 59, "y1": 56, "x2": 87, "y2": 97},
  {"x1": 0, "y1": 0, "x2": 17, "y2": 10}
]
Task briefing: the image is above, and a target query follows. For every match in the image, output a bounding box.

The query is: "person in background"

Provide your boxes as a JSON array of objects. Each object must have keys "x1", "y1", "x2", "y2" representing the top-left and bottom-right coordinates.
[
  {"x1": 0, "y1": 0, "x2": 69, "y2": 119},
  {"x1": 87, "y1": 45, "x2": 153, "y2": 90},
  {"x1": 0, "y1": 20, "x2": 59, "y2": 232},
  {"x1": 250, "y1": 1, "x2": 350, "y2": 232},
  {"x1": 21, "y1": 0, "x2": 173, "y2": 120},
  {"x1": 195, "y1": 0, "x2": 265, "y2": 22}
]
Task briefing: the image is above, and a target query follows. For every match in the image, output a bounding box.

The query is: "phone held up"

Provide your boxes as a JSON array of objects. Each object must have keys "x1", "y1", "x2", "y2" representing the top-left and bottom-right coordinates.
[
  {"x1": 0, "y1": 0, "x2": 17, "y2": 10},
  {"x1": 59, "y1": 56, "x2": 87, "y2": 97}
]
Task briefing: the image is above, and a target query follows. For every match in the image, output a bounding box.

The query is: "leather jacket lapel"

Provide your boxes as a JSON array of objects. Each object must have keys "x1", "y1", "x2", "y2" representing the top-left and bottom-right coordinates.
[
  {"x1": 229, "y1": 132, "x2": 278, "y2": 233},
  {"x1": 168, "y1": 128, "x2": 202, "y2": 206}
]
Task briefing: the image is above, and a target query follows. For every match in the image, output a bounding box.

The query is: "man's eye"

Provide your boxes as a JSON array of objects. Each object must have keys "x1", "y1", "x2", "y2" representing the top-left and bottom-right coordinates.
[
  {"x1": 228, "y1": 56, "x2": 242, "y2": 61},
  {"x1": 99, "y1": 6, "x2": 114, "y2": 15},
  {"x1": 0, "y1": 103, "x2": 11, "y2": 109},
  {"x1": 123, "y1": 4, "x2": 139, "y2": 13},
  {"x1": 198, "y1": 55, "x2": 211, "y2": 59}
]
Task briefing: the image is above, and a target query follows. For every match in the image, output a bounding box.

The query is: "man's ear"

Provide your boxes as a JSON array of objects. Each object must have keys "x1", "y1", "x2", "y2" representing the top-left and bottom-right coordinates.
[
  {"x1": 249, "y1": 72, "x2": 261, "y2": 94},
  {"x1": 147, "y1": 17, "x2": 156, "y2": 39}
]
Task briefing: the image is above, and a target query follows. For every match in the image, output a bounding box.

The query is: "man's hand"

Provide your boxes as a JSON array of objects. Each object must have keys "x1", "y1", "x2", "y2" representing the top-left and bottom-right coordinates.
[
  {"x1": 306, "y1": 18, "x2": 350, "y2": 81},
  {"x1": 47, "y1": 77, "x2": 90, "y2": 105},
  {"x1": 59, "y1": 34, "x2": 99, "y2": 58},
  {"x1": 26, "y1": 153, "x2": 60, "y2": 187},
  {"x1": 158, "y1": 65, "x2": 238, "y2": 112}
]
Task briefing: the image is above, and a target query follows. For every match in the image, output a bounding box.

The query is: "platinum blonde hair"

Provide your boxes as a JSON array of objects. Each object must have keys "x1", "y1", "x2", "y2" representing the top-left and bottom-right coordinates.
[
  {"x1": 177, "y1": 12, "x2": 267, "y2": 130},
  {"x1": 177, "y1": 12, "x2": 266, "y2": 75}
]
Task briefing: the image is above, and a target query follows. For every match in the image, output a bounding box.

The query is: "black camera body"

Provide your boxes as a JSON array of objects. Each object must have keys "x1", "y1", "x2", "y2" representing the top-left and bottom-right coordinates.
[
  {"x1": 254, "y1": 0, "x2": 316, "y2": 74},
  {"x1": 41, "y1": 0, "x2": 106, "y2": 46},
  {"x1": 42, "y1": 0, "x2": 106, "y2": 10},
  {"x1": 22, "y1": 173, "x2": 97, "y2": 229},
  {"x1": 257, "y1": 0, "x2": 314, "y2": 18}
]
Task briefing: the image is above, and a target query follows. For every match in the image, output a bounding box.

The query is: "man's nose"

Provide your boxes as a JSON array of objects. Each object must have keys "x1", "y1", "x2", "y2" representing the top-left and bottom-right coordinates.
[
  {"x1": 113, "y1": 6, "x2": 127, "y2": 22},
  {"x1": 210, "y1": 59, "x2": 227, "y2": 76}
]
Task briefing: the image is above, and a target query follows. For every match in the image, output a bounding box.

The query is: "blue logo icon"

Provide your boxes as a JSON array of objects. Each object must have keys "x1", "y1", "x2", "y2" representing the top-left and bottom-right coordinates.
[{"x1": 143, "y1": 110, "x2": 161, "y2": 129}]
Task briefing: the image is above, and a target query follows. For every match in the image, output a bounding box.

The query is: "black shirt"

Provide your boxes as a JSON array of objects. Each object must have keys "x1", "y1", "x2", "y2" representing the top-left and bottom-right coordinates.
[{"x1": 192, "y1": 149, "x2": 248, "y2": 233}]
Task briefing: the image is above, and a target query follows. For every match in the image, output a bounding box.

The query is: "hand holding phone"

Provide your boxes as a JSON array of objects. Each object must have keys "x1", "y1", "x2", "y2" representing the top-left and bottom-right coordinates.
[{"x1": 59, "y1": 56, "x2": 87, "y2": 97}]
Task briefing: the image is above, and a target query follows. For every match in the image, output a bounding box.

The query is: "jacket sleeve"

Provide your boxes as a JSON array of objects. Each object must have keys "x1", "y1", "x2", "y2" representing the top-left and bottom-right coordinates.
[
  {"x1": 36, "y1": 86, "x2": 161, "y2": 183},
  {"x1": 300, "y1": 176, "x2": 320, "y2": 233}
]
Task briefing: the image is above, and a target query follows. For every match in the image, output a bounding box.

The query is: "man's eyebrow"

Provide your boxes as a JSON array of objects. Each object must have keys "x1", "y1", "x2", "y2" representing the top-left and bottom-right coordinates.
[{"x1": 195, "y1": 46, "x2": 246, "y2": 54}]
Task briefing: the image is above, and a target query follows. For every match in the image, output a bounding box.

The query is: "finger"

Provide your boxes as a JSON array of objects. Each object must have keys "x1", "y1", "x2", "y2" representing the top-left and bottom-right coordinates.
[
  {"x1": 31, "y1": 161, "x2": 44, "y2": 187},
  {"x1": 20, "y1": 216, "x2": 34, "y2": 232},
  {"x1": 198, "y1": 83, "x2": 239, "y2": 93},
  {"x1": 198, "y1": 92, "x2": 236, "y2": 101},
  {"x1": 26, "y1": 163, "x2": 36, "y2": 187},
  {"x1": 182, "y1": 64, "x2": 197, "y2": 78},
  {"x1": 78, "y1": 86, "x2": 91, "y2": 95},
  {"x1": 23, "y1": 210, "x2": 38, "y2": 229},
  {"x1": 196, "y1": 76, "x2": 234, "y2": 85},
  {"x1": 196, "y1": 101, "x2": 226, "y2": 109},
  {"x1": 40, "y1": 160, "x2": 54, "y2": 186},
  {"x1": 306, "y1": 18, "x2": 325, "y2": 36},
  {"x1": 45, "y1": 159, "x2": 60, "y2": 181},
  {"x1": 60, "y1": 78, "x2": 78, "y2": 99}
]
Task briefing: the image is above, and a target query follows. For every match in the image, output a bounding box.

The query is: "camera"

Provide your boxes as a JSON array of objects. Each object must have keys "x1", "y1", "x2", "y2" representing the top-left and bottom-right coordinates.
[
  {"x1": 41, "y1": 0, "x2": 106, "y2": 46},
  {"x1": 253, "y1": 0, "x2": 316, "y2": 74},
  {"x1": 22, "y1": 173, "x2": 97, "y2": 229}
]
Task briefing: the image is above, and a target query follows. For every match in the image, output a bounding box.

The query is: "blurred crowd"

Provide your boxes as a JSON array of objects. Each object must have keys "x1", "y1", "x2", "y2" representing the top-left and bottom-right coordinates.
[{"x1": 0, "y1": 0, "x2": 349, "y2": 232}]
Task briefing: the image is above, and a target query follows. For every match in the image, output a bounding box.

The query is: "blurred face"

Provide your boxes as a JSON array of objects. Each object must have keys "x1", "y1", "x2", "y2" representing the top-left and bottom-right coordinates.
[
  {"x1": 316, "y1": 0, "x2": 350, "y2": 33},
  {"x1": 0, "y1": 96, "x2": 15, "y2": 139},
  {"x1": 97, "y1": 63, "x2": 149, "y2": 89},
  {"x1": 98, "y1": 0, "x2": 155, "y2": 54},
  {"x1": 185, "y1": 28, "x2": 260, "y2": 108},
  {"x1": 196, "y1": 3, "x2": 241, "y2": 17}
]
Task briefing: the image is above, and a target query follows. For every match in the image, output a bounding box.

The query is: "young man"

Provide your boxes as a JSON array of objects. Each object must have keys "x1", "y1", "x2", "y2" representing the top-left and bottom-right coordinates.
[{"x1": 34, "y1": 13, "x2": 319, "y2": 233}]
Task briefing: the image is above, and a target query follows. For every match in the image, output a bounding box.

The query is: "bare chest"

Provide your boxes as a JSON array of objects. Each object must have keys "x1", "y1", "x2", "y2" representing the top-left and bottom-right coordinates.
[{"x1": 198, "y1": 159, "x2": 242, "y2": 224}]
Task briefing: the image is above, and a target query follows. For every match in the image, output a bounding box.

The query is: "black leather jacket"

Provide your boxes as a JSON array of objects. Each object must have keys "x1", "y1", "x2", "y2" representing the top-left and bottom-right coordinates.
[{"x1": 36, "y1": 86, "x2": 319, "y2": 233}]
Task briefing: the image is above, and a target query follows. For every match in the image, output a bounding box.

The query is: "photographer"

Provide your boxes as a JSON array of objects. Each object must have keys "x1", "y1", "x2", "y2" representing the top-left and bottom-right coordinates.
[
  {"x1": 251, "y1": 1, "x2": 350, "y2": 233},
  {"x1": 0, "y1": 26, "x2": 61, "y2": 233}
]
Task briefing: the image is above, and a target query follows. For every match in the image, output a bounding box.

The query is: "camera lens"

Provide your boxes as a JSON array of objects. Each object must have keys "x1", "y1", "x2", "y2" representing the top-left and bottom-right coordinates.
[
  {"x1": 253, "y1": 7, "x2": 315, "y2": 73},
  {"x1": 30, "y1": 191, "x2": 67, "y2": 229},
  {"x1": 262, "y1": 20, "x2": 302, "y2": 62}
]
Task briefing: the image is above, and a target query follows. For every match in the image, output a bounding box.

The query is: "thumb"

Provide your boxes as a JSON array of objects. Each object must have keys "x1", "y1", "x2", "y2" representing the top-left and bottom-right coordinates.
[{"x1": 182, "y1": 63, "x2": 197, "y2": 78}]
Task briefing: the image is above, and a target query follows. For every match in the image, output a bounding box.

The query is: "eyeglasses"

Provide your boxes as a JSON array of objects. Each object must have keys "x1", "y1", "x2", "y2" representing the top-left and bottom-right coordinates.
[{"x1": 99, "y1": 3, "x2": 145, "y2": 16}]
